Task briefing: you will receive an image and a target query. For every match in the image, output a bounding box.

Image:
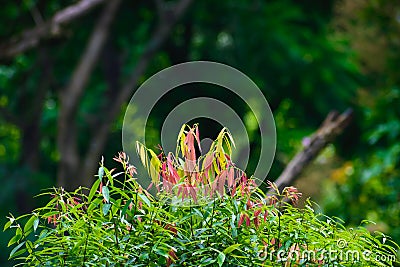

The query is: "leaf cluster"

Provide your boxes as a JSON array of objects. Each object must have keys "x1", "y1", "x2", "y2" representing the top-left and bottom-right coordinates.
[{"x1": 4, "y1": 126, "x2": 399, "y2": 266}]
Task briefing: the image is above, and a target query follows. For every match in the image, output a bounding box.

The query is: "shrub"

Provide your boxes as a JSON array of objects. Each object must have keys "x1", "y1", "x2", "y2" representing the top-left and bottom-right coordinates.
[{"x1": 4, "y1": 125, "x2": 399, "y2": 266}]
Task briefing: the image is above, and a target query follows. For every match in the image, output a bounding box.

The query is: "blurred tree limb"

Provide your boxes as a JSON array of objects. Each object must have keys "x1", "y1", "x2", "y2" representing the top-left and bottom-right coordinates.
[
  {"x1": 57, "y1": 0, "x2": 121, "y2": 188},
  {"x1": 0, "y1": 0, "x2": 106, "y2": 60},
  {"x1": 80, "y1": 0, "x2": 194, "y2": 185},
  {"x1": 56, "y1": 0, "x2": 193, "y2": 189},
  {"x1": 271, "y1": 109, "x2": 354, "y2": 193}
]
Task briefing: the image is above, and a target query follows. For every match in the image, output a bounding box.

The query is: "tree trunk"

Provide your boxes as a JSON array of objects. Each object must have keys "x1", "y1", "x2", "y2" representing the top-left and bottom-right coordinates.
[{"x1": 57, "y1": 0, "x2": 121, "y2": 190}]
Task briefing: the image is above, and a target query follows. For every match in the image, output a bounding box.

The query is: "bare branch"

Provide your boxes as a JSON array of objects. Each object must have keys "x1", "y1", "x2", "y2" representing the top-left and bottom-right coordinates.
[
  {"x1": 271, "y1": 109, "x2": 354, "y2": 193},
  {"x1": 57, "y1": 0, "x2": 121, "y2": 189},
  {"x1": 80, "y1": 0, "x2": 194, "y2": 182},
  {"x1": 0, "y1": 0, "x2": 106, "y2": 59}
]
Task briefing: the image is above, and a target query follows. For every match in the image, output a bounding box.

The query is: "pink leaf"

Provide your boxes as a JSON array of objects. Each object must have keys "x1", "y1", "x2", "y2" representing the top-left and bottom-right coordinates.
[
  {"x1": 217, "y1": 173, "x2": 225, "y2": 196},
  {"x1": 211, "y1": 178, "x2": 218, "y2": 197},
  {"x1": 254, "y1": 217, "x2": 260, "y2": 228},
  {"x1": 238, "y1": 213, "x2": 245, "y2": 227},
  {"x1": 195, "y1": 126, "x2": 201, "y2": 153},
  {"x1": 264, "y1": 210, "x2": 269, "y2": 222},
  {"x1": 203, "y1": 154, "x2": 213, "y2": 170},
  {"x1": 189, "y1": 186, "x2": 198, "y2": 203},
  {"x1": 147, "y1": 182, "x2": 153, "y2": 191},
  {"x1": 185, "y1": 131, "x2": 196, "y2": 161},
  {"x1": 227, "y1": 168, "x2": 234, "y2": 188},
  {"x1": 245, "y1": 215, "x2": 251, "y2": 227}
]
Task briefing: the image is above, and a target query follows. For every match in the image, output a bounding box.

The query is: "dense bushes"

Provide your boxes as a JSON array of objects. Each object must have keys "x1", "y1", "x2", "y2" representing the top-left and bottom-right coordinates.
[{"x1": 5, "y1": 126, "x2": 399, "y2": 266}]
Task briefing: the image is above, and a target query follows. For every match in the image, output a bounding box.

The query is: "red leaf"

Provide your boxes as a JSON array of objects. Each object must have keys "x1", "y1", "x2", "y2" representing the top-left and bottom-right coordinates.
[
  {"x1": 166, "y1": 249, "x2": 178, "y2": 267},
  {"x1": 254, "y1": 217, "x2": 260, "y2": 228},
  {"x1": 203, "y1": 154, "x2": 213, "y2": 171},
  {"x1": 185, "y1": 130, "x2": 196, "y2": 161},
  {"x1": 195, "y1": 125, "x2": 201, "y2": 153},
  {"x1": 238, "y1": 213, "x2": 245, "y2": 227},
  {"x1": 217, "y1": 173, "x2": 225, "y2": 196},
  {"x1": 245, "y1": 215, "x2": 251, "y2": 226},
  {"x1": 227, "y1": 168, "x2": 234, "y2": 188},
  {"x1": 99, "y1": 181, "x2": 103, "y2": 194},
  {"x1": 189, "y1": 186, "x2": 198, "y2": 203},
  {"x1": 147, "y1": 182, "x2": 153, "y2": 191},
  {"x1": 264, "y1": 210, "x2": 269, "y2": 222}
]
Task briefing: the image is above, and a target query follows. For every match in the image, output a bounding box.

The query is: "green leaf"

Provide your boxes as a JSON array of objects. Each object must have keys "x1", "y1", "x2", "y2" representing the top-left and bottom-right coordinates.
[
  {"x1": 121, "y1": 199, "x2": 132, "y2": 218},
  {"x1": 103, "y1": 203, "x2": 112, "y2": 216},
  {"x1": 199, "y1": 257, "x2": 215, "y2": 265},
  {"x1": 9, "y1": 241, "x2": 26, "y2": 259},
  {"x1": 98, "y1": 166, "x2": 104, "y2": 181},
  {"x1": 139, "y1": 194, "x2": 151, "y2": 207},
  {"x1": 3, "y1": 220, "x2": 12, "y2": 231},
  {"x1": 104, "y1": 167, "x2": 114, "y2": 186},
  {"x1": 217, "y1": 251, "x2": 225, "y2": 267},
  {"x1": 8, "y1": 233, "x2": 22, "y2": 247},
  {"x1": 33, "y1": 218, "x2": 39, "y2": 232},
  {"x1": 102, "y1": 186, "x2": 110, "y2": 203},
  {"x1": 88, "y1": 179, "x2": 101, "y2": 202},
  {"x1": 223, "y1": 244, "x2": 241, "y2": 254},
  {"x1": 24, "y1": 215, "x2": 37, "y2": 233}
]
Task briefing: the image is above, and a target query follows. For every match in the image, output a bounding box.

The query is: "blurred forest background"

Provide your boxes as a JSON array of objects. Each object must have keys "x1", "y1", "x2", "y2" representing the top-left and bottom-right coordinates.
[{"x1": 0, "y1": 0, "x2": 399, "y2": 265}]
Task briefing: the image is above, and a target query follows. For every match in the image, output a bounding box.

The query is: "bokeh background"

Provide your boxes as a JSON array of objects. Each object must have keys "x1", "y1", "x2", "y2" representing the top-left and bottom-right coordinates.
[{"x1": 1, "y1": 0, "x2": 399, "y2": 265}]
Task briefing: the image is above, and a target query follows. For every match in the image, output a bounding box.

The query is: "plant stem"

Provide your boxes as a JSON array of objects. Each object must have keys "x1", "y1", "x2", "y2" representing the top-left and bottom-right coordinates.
[
  {"x1": 82, "y1": 220, "x2": 90, "y2": 266},
  {"x1": 206, "y1": 198, "x2": 217, "y2": 245},
  {"x1": 190, "y1": 200, "x2": 194, "y2": 237}
]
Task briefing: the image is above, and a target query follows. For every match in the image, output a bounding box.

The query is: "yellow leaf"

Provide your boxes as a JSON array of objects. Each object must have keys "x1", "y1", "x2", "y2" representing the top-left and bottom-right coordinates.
[
  {"x1": 176, "y1": 124, "x2": 187, "y2": 156},
  {"x1": 149, "y1": 151, "x2": 161, "y2": 184},
  {"x1": 136, "y1": 142, "x2": 148, "y2": 168},
  {"x1": 150, "y1": 158, "x2": 160, "y2": 184}
]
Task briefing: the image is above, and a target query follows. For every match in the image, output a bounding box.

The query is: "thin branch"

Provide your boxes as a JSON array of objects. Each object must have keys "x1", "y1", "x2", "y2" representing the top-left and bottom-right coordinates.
[
  {"x1": 29, "y1": 4, "x2": 45, "y2": 26},
  {"x1": 0, "y1": 0, "x2": 106, "y2": 59},
  {"x1": 57, "y1": 0, "x2": 121, "y2": 189},
  {"x1": 270, "y1": 109, "x2": 354, "y2": 193},
  {"x1": 60, "y1": 0, "x2": 121, "y2": 116},
  {"x1": 80, "y1": 0, "x2": 194, "y2": 182}
]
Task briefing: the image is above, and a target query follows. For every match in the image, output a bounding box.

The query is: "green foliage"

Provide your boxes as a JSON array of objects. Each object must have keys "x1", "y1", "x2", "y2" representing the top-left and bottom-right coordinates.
[
  {"x1": 5, "y1": 126, "x2": 399, "y2": 266},
  {"x1": 323, "y1": 87, "x2": 400, "y2": 243},
  {"x1": 0, "y1": 0, "x2": 398, "y2": 265},
  {"x1": 136, "y1": 124, "x2": 242, "y2": 206}
]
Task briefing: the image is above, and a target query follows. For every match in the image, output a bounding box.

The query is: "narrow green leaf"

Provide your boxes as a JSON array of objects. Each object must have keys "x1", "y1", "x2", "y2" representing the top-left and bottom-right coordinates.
[
  {"x1": 88, "y1": 179, "x2": 101, "y2": 202},
  {"x1": 223, "y1": 244, "x2": 241, "y2": 254},
  {"x1": 8, "y1": 233, "x2": 22, "y2": 247},
  {"x1": 139, "y1": 194, "x2": 151, "y2": 207},
  {"x1": 9, "y1": 241, "x2": 25, "y2": 259},
  {"x1": 104, "y1": 167, "x2": 114, "y2": 186},
  {"x1": 103, "y1": 203, "x2": 112, "y2": 216},
  {"x1": 121, "y1": 199, "x2": 132, "y2": 218},
  {"x1": 200, "y1": 257, "x2": 216, "y2": 265},
  {"x1": 102, "y1": 186, "x2": 110, "y2": 203},
  {"x1": 98, "y1": 166, "x2": 104, "y2": 181},
  {"x1": 24, "y1": 215, "x2": 36, "y2": 233},
  {"x1": 33, "y1": 218, "x2": 39, "y2": 232},
  {"x1": 217, "y1": 252, "x2": 225, "y2": 266},
  {"x1": 3, "y1": 220, "x2": 12, "y2": 231}
]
